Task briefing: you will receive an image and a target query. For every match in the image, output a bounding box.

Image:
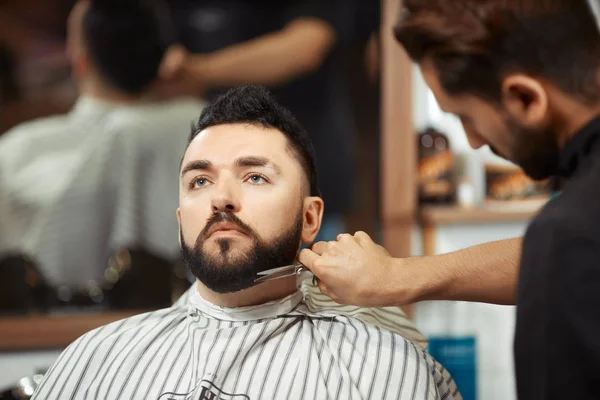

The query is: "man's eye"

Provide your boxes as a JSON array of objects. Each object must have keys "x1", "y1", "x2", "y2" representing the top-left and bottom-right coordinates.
[
  {"x1": 247, "y1": 174, "x2": 266, "y2": 184},
  {"x1": 192, "y1": 178, "x2": 209, "y2": 188}
]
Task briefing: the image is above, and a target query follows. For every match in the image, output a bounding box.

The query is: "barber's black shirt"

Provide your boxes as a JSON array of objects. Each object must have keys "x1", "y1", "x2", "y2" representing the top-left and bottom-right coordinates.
[{"x1": 515, "y1": 115, "x2": 600, "y2": 399}]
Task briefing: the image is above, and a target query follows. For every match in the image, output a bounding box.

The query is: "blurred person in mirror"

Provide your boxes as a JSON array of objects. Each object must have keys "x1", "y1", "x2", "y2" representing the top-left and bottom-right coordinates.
[
  {"x1": 0, "y1": 0, "x2": 204, "y2": 293},
  {"x1": 161, "y1": 0, "x2": 368, "y2": 242},
  {"x1": 0, "y1": 0, "x2": 81, "y2": 134},
  {"x1": 298, "y1": 1, "x2": 600, "y2": 399},
  {"x1": 31, "y1": 86, "x2": 460, "y2": 400}
]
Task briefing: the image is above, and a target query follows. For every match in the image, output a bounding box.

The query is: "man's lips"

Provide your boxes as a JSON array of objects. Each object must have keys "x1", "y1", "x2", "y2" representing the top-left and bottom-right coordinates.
[{"x1": 206, "y1": 222, "x2": 247, "y2": 238}]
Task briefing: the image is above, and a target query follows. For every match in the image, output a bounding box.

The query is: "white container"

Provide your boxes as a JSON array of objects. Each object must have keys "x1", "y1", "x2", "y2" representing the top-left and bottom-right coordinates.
[
  {"x1": 456, "y1": 153, "x2": 485, "y2": 206},
  {"x1": 457, "y1": 179, "x2": 476, "y2": 208}
]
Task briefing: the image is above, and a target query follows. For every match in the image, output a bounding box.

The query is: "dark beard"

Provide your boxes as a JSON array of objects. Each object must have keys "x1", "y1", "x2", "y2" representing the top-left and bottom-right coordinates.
[
  {"x1": 504, "y1": 116, "x2": 560, "y2": 181},
  {"x1": 180, "y1": 210, "x2": 303, "y2": 294}
]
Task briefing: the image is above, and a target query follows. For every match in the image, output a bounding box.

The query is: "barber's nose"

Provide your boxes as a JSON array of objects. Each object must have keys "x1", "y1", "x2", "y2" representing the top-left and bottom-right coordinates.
[{"x1": 211, "y1": 179, "x2": 241, "y2": 213}]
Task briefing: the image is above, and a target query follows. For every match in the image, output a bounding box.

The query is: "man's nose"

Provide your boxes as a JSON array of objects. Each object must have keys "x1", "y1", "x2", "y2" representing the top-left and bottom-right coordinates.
[{"x1": 210, "y1": 178, "x2": 241, "y2": 213}]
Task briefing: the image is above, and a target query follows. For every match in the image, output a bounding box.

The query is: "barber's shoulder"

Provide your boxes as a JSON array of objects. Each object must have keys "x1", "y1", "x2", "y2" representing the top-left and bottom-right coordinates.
[{"x1": 530, "y1": 187, "x2": 594, "y2": 239}]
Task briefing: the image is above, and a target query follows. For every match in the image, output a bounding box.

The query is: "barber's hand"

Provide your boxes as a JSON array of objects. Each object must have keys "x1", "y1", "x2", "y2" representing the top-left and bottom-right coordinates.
[
  {"x1": 153, "y1": 45, "x2": 204, "y2": 99},
  {"x1": 299, "y1": 231, "x2": 413, "y2": 307}
]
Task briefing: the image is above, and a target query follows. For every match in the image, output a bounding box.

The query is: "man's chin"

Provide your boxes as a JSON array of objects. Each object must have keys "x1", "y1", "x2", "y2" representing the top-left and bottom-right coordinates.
[
  {"x1": 204, "y1": 234, "x2": 250, "y2": 248},
  {"x1": 203, "y1": 278, "x2": 258, "y2": 294},
  {"x1": 203, "y1": 250, "x2": 248, "y2": 262}
]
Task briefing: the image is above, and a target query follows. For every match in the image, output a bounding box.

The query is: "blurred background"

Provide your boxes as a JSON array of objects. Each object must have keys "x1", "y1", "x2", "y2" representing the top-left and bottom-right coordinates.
[{"x1": 0, "y1": 1, "x2": 551, "y2": 399}]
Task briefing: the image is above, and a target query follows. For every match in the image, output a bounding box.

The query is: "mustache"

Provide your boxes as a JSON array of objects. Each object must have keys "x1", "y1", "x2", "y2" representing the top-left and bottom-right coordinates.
[{"x1": 199, "y1": 211, "x2": 255, "y2": 242}]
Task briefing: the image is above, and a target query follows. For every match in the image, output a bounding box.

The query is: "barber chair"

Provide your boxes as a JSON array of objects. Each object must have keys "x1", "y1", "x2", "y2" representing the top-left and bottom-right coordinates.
[
  {"x1": 0, "y1": 254, "x2": 52, "y2": 315},
  {"x1": 103, "y1": 248, "x2": 173, "y2": 310}
]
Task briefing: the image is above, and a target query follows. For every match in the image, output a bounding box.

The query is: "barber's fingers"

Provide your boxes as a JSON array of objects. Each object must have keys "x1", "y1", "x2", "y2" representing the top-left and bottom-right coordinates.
[
  {"x1": 318, "y1": 282, "x2": 329, "y2": 295},
  {"x1": 317, "y1": 281, "x2": 337, "y2": 300},
  {"x1": 298, "y1": 248, "x2": 322, "y2": 272},
  {"x1": 309, "y1": 241, "x2": 330, "y2": 255},
  {"x1": 354, "y1": 231, "x2": 375, "y2": 247},
  {"x1": 159, "y1": 45, "x2": 187, "y2": 78},
  {"x1": 336, "y1": 233, "x2": 353, "y2": 242},
  {"x1": 337, "y1": 231, "x2": 375, "y2": 249}
]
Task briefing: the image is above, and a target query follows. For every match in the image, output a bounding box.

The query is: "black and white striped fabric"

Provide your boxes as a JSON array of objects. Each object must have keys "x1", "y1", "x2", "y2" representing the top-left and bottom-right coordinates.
[
  {"x1": 175, "y1": 275, "x2": 429, "y2": 350},
  {"x1": 33, "y1": 284, "x2": 461, "y2": 400},
  {"x1": 0, "y1": 96, "x2": 204, "y2": 288}
]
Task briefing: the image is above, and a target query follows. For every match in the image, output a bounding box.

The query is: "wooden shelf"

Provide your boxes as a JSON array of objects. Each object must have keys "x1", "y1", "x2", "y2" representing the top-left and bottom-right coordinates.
[
  {"x1": 0, "y1": 310, "x2": 146, "y2": 351},
  {"x1": 419, "y1": 199, "x2": 547, "y2": 225}
]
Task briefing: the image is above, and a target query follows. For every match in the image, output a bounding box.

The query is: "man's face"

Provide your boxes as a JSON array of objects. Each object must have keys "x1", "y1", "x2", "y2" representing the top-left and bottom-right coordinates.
[
  {"x1": 420, "y1": 61, "x2": 560, "y2": 180},
  {"x1": 178, "y1": 123, "x2": 317, "y2": 293}
]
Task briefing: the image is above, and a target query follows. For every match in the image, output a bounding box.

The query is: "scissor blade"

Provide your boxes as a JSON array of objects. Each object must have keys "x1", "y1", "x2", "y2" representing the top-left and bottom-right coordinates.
[
  {"x1": 256, "y1": 264, "x2": 299, "y2": 276},
  {"x1": 254, "y1": 271, "x2": 298, "y2": 283},
  {"x1": 254, "y1": 263, "x2": 304, "y2": 283}
]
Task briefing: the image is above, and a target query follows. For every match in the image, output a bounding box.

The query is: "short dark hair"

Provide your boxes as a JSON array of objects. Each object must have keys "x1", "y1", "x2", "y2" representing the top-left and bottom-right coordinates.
[
  {"x1": 189, "y1": 86, "x2": 321, "y2": 197},
  {"x1": 395, "y1": 0, "x2": 600, "y2": 104},
  {"x1": 82, "y1": 0, "x2": 173, "y2": 95}
]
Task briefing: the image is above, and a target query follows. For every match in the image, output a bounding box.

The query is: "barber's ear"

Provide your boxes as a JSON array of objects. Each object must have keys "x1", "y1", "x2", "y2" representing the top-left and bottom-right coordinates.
[
  {"x1": 501, "y1": 74, "x2": 548, "y2": 128},
  {"x1": 301, "y1": 197, "x2": 324, "y2": 244}
]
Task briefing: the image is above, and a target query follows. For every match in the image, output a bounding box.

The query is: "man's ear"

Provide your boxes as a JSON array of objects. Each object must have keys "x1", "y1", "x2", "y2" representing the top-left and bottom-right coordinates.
[
  {"x1": 70, "y1": 49, "x2": 91, "y2": 81},
  {"x1": 301, "y1": 197, "x2": 324, "y2": 244},
  {"x1": 66, "y1": 0, "x2": 90, "y2": 81},
  {"x1": 501, "y1": 74, "x2": 548, "y2": 128}
]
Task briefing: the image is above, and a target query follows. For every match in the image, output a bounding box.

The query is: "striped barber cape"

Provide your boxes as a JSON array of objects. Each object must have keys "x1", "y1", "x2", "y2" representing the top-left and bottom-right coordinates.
[{"x1": 32, "y1": 277, "x2": 461, "y2": 400}]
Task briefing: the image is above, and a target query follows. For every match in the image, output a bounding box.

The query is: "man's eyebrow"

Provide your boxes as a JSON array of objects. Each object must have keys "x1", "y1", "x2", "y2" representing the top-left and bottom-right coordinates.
[
  {"x1": 234, "y1": 156, "x2": 281, "y2": 173},
  {"x1": 180, "y1": 160, "x2": 213, "y2": 178}
]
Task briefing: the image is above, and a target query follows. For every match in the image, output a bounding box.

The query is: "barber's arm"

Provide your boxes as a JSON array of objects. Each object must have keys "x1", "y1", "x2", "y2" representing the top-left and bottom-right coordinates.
[
  {"x1": 160, "y1": 18, "x2": 335, "y2": 89},
  {"x1": 192, "y1": 18, "x2": 334, "y2": 86},
  {"x1": 298, "y1": 233, "x2": 521, "y2": 307}
]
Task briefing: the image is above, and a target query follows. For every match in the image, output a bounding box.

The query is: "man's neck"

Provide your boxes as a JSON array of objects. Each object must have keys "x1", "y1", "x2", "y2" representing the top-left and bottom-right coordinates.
[
  {"x1": 78, "y1": 77, "x2": 144, "y2": 106},
  {"x1": 196, "y1": 277, "x2": 298, "y2": 308}
]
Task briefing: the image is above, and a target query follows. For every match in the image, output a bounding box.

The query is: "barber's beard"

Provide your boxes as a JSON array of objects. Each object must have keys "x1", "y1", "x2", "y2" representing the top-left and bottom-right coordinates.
[
  {"x1": 180, "y1": 210, "x2": 303, "y2": 294},
  {"x1": 504, "y1": 116, "x2": 561, "y2": 181}
]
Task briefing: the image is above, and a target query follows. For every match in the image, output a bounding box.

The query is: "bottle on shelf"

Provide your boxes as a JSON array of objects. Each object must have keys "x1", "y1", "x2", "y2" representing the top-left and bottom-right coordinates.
[{"x1": 417, "y1": 127, "x2": 456, "y2": 205}]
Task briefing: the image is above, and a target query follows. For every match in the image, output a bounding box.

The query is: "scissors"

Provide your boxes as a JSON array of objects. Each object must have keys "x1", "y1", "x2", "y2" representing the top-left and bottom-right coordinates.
[{"x1": 254, "y1": 263, "x2": 308, "y2": 283}]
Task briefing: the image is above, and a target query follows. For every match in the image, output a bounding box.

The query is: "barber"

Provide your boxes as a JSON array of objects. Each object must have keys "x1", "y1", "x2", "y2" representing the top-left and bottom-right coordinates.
[{"x1": 299, "y1": 1, "x2": 600, "y2": 399}]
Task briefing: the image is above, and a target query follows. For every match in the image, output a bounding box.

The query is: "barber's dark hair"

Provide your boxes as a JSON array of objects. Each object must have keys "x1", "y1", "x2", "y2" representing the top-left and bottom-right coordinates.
[
  {"x1": 0, "y1": 45, "x2": 18, "y2": 102},
  {"x1": 189, "y1": 85, "x2": 321, "y2": 197},
  {"x1": 82, "y1": 0, "x2": 174, "y2": 95},
  {"x1": 395, "y1": 0, "x2": 600, "y2": 104}
]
